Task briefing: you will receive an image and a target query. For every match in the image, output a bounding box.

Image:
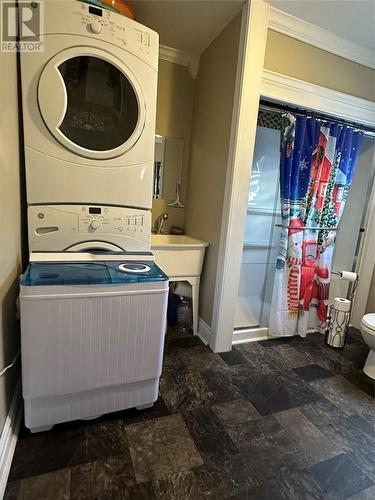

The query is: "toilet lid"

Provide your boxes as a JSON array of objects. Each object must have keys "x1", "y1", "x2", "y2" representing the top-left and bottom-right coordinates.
[{"x1": 362, "y1": 313, "x2": 375, "y2": 331}]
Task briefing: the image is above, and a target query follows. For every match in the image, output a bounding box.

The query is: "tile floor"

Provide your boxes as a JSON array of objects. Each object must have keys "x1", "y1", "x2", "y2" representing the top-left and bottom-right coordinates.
[{"x1": 5, "y1": 328, "x2": 375, "y2": 500}]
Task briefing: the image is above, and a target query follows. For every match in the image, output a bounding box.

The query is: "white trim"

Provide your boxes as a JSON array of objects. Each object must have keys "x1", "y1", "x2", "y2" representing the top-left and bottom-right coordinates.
[
  {"x1": 197, "y1": 318, "x2": 211, "y2": 345},
  {"x1": 351, "y1": 148, "x2": 375, "y2": 327},
  {"x1": 210, "y1": 0, "x2": 270, "y2": 353},
  {"x1": 159, "y1": 44, "x2": 200, "y2": 79},
  {"x1": 261, "y1": 70, "x2": 375, "y2": 129},
  {"x1": 269, "y1": 7, "x2": 375, "y2": 70},
  {"x1": 0, "y1": 381, "x2": 22, "y2": 498},
  {"x1": 232, "y1": 327, "x2": 269, "y2": 344},
  {"x1": 232, "y1": 327, "x2": 318, "y2": 345}
]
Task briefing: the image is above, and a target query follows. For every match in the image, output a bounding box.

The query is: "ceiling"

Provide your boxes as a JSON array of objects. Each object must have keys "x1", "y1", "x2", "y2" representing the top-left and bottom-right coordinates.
[
  {"x1": 128, "y1": 0, "x2": 374, "y2": 56},
  {"x1": 268, "y1": 0, "x2": 375, "y2": 50},
  {"x1": 127, "y1": 0, "x2": 243, "y2": 55}
]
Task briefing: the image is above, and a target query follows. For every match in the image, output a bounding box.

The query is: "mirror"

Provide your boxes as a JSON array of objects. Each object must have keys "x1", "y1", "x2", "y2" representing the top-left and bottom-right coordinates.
[{"x1": 153, "y1": 135, "x2": 184, "y2": 201}]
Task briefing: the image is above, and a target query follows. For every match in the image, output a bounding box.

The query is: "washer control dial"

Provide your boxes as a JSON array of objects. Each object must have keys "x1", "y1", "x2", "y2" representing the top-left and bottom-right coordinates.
[
  {"x1": 89, "y1": 219, "x2": 101, "y2": 230},
  {"x1": 89, "y1": 20, "x2": 102, "y2": 34}
]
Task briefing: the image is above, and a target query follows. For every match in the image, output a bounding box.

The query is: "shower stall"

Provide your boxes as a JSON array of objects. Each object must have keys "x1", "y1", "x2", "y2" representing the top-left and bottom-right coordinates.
[{"x1": 233, "y1": 106, "x2": 375, "y2": 340}]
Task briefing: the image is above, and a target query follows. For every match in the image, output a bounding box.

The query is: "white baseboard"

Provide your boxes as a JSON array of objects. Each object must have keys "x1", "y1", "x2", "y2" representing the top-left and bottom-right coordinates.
[
  {"x1": 197, "y1": 318, "x2": 211, "y2": 346},
  {"x1": 232, "y1": 326, "x2": 318, "y2": 345},
  {"x1": 232, "y1": 327, "x2": 269, "y2": 345},
  {"x1": 0, "y1": 380, "x2": 22, "y2": 498}
]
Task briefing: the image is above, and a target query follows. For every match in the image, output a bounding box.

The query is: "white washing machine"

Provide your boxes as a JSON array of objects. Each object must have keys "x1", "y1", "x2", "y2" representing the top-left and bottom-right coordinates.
[
  {"x1": 20, "y1": 0, "x2": 158, "y2": 209},
  {"x1": 28, "y1": 204, "x2": 151, "y2": 252},
  {"x1": 20, "y1": 254, "x2": 169, "y2": 432}
]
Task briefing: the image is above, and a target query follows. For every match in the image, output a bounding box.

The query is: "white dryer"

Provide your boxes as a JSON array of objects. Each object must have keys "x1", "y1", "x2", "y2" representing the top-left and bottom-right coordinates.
[
  {"x1": 20, "y1": 0, "x2": 158, "y2": 209},
  {"x1": 28, "y1": 204, "x2": 151, "y2": 252}
]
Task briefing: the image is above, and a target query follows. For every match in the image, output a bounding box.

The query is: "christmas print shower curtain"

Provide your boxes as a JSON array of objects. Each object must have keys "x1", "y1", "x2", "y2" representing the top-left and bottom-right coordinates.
[{"x1": 269, "y1": 113, "x2": 364, "y2": 338}]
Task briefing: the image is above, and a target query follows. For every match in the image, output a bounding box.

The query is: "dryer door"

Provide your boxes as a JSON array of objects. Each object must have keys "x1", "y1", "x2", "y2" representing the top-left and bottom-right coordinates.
[{"x1": 38, "y1": 47, "x2": 146, "y2": 160}]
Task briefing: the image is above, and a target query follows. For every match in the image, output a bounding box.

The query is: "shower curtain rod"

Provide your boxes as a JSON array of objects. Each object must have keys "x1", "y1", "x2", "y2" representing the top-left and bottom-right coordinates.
[{"x1": 259, "y1": 99, "x2": 375, "y2": 137}]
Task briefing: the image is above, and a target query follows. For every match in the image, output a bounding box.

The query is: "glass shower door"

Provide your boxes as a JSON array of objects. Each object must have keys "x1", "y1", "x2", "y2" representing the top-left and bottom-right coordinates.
[{"x1": 234, "y1": 122, "x2": 281, "y2": 330}]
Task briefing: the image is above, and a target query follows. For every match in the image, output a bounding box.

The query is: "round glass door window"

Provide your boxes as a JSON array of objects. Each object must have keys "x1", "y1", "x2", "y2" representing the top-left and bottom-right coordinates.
[{"x1": 58, "y1": 56, "x2": 139, "y2": 151}]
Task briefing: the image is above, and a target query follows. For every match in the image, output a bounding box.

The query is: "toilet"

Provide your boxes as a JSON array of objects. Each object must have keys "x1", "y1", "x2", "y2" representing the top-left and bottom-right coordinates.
[{"x1": 361, "y1": 313, "x2": 375, "y2": 379}]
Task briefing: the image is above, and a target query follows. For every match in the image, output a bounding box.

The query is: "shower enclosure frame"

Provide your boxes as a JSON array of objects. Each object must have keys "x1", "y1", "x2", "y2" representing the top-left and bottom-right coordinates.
[{"x1": 209, "y1": 3, "x2": 375, "y2": 353}]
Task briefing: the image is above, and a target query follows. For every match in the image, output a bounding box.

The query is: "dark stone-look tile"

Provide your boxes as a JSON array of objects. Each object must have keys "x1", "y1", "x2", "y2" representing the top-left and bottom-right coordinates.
[
  {"x1": 228, "y1": 469, "x2": 325, "y2": 500},
  {"x1": 341, "y1": 366, "x2": 375, "y2": 398},
  {"x1": 120, "y1": 396, "x2": 171, "y2": 425},
  {"x1": 236, "y1": 342, "x2": 288, "y2": 372},
  {"x1": 9, "y1": 425, "x2": 86, "y2": 481},
  {"x1": 317, "y1": 414, "x2": 375, "y2": 481},
  {"x1": 3, "y1": 481, "x2": 19, "y2": 500},
  {"x1": 309, "y1": 454, "x2": 374, "y2": 499},
  {"x1": 182, "y1": 405, "x2": 238, "y2": 465},
  {"x1": 85, "y1": 419, "x2": 130, "y2": 462},
  {"x1": 226, "y1": 364, "x2": 323, "y2": 415},
  {"x1": 275, "y1": 408, "x2": 341, "y2": 467},
  {"x1": 168, "y1": 335, "x2": 203, "y2": 348},
  {"x1": 211, "y1": 399, "x2": 260, "y2": 428},
  {"x1": 349, "y1": 485, "x2": 375, "y2": 499},
  {"x1": 17, "y1": 469, "x2": 70, "y2": 500},
  {"x1": 293, "y1": 364, "x2": 334, "y2": 382},
  {"x1": 153, "y1": 470, "x2": 205, "y2": 500},
  {"x1": 340, "y1": 342, "x2": 370, "y2": 369},
  {"x1": 178, "y1": 344, "x2": 227, "y2": 372},
  {"x1": 219, "y1": 347, "x2": 248, "y2": 366},
  {"x1": 292, "y1": 336, "x2": 356, "y2": 375},
  {"x1": 160, "y1": 367, "x2": 217, "y2": 413},
  {"x1": 258, "y1": 338, "x2": 291, "y2": 348},
  {"x1": 70, "y1": 457, "x2": 137, "y2": 500},
  {"x1": 201, "y1": 366, "x2": 245, "y2": 404},
  {"x1": 194, "y1": 454, "x2": 258, "y2": 498},
  {"x1": 126, "y1": 414, "x2": 203, "y2": 483},
  {"x1": 300, "y1": 397, "x2": 353, "y2": 426},
  {"x1": 270, "y1": 343, "x2": 312, "y2": 368},
  {"x1": 310, "y1": 375, "x2": 375, "y2": 416},
  {"x1": 165, "y1": 327, "x2": 193, "y2": 342},
  {"x1": 227, "y1": 416, "x2": 302, "y2": 482}
]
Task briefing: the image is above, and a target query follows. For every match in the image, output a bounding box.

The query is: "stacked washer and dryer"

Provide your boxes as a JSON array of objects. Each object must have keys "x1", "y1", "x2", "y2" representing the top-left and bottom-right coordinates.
[{"x1": 19, "y1": 0, "x2": 168, "y2": 432}]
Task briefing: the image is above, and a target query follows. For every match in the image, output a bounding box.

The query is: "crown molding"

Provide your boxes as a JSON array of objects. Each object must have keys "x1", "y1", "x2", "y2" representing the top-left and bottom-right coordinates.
[
  {"x1": 159, "y1": 44, "x2": 200, "y2": 79},
  {"x1": 268, "y1": 7, "x2": 375, "y2": 70},
  {"x1": 261, "y1": 69, "x2": 375, "y2": 129}
]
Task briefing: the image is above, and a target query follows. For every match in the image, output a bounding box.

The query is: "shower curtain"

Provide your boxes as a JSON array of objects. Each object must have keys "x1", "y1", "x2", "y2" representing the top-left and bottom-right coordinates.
[{"x1": 269, "y1": 112, "x2": 364, "y2": 338}]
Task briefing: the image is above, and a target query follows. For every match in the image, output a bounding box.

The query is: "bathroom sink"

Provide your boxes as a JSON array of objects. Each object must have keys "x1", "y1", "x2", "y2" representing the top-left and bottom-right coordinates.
[{"x1": 151, "y1": 234, "x2": 208, "y2": 278}]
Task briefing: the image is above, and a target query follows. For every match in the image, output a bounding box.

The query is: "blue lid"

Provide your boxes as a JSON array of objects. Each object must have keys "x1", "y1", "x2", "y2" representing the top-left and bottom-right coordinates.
[{"x1": 21, "y1": 261, "x2": 168, "y2": 286}]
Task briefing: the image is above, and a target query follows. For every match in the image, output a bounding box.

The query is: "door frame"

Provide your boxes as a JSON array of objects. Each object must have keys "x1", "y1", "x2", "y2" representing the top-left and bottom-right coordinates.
[
  {"x1": 209, "y1": 0, "x2": 270, "y2": 352},
  {"x1": 210, "y1": 21, "x2": 375, "y2": 352}
]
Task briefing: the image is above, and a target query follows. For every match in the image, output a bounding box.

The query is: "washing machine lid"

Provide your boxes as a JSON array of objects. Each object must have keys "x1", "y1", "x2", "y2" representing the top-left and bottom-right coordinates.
[
  {"x1": 362, "y1": 313, "x2": 375, "y2": 331},
  {"x1": 38, "y1": 47, "x2": 146, "y2": 160},
  {"x1": 30, "y1": 251, "x2": 154, "y2": 263},
  {"x1": 21, "y1": 261, "x2": 168, "y2": 286}
]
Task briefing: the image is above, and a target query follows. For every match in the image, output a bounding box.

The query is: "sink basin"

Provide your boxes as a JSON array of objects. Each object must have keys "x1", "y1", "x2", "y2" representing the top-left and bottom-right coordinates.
[
  {"x1": 151, "y1": 234, "x2": 208, "y2": 278},
  {"x1": 151, "y1": 234, "x2": 208, "y2": 335}
]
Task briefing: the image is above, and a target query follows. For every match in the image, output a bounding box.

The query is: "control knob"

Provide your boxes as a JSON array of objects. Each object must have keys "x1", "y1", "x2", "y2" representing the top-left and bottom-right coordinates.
[
  {"x1": 89, "y1": 20, "x2": 102, "y2": 34},
  {"x1": 89, "y1": 219, "x2": 101, "y2": 230}
]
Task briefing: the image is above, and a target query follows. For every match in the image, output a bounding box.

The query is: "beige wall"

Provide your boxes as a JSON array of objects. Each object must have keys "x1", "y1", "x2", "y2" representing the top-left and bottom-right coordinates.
[
  {"x1": 152, "y1": 59, "x2": 195, "y2": 232},
  {"x1": 0, "y1": 52, "x2": 22, "y2": 432},
  {"x1": 185, "y1": 13, "x2": 242, "y2": 326},
  {"x1": 366, "y1": 267, "x2": 375, "y2": 313},
  {"x1": 265, "y1": 30, "x2": 375, "y2": 102}
]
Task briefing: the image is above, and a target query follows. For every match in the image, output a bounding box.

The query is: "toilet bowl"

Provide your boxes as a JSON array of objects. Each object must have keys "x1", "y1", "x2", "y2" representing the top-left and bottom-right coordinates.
[{"x1": 361, "y1": 313, "x2": 375, "y2": 379}]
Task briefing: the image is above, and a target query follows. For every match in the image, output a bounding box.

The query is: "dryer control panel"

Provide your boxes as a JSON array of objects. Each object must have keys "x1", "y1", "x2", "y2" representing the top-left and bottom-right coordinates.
[
  {"x1": 29, "y1": 1, "x2": 159, "y2": 71},
  {"x1": 28, "y1": 205, "x2": 151, "y2": 252}
]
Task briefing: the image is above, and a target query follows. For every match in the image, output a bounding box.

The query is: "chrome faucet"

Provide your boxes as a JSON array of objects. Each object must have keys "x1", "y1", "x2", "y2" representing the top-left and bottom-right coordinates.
[{"x1": 154, "y1": 212, "x2": 168, "y2": 234}]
